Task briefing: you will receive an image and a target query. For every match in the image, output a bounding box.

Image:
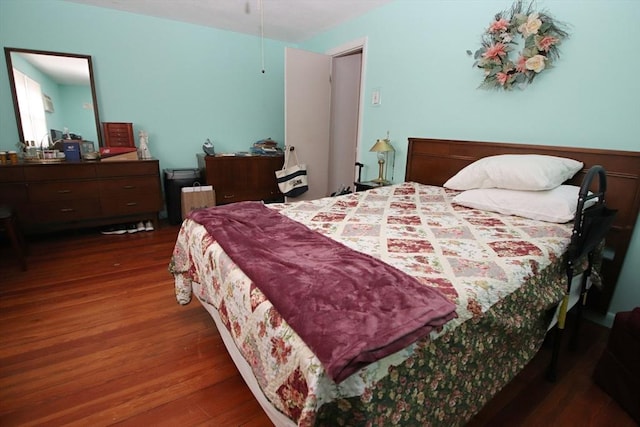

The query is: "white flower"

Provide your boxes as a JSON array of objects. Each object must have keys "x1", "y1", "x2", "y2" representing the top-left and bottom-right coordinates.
[
  {"x1": 519, "y1": 13, "x2": 542, "y2": 37},
  {"x1": 500, "y1": 32, "x2": 513, "y2": 43},
  {"x1": 525, "y1": 54, "x2": 546, "y2": 73}
]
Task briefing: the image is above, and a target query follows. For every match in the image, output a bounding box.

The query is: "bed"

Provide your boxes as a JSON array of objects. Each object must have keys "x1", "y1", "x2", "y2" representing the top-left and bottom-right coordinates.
[{"x1": 170, "y1": 138, "x2": 640, "y2": 426}]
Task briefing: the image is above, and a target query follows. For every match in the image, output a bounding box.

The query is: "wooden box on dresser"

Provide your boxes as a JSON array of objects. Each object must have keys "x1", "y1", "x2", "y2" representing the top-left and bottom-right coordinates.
[
  {"x1": 0, "y1": 159, "x2": 162, "y2": 234},
  {"x1": 197, "y1": 154, "x2": 284, "y2": 205},
  {"x1": 102, "y1": 122, "x2": 135, "y2": 148}
]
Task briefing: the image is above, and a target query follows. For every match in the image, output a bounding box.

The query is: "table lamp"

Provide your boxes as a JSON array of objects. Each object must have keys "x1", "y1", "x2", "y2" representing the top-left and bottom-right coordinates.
[{"x1": 369, "y1": 137, "x2": 394, "y2": 183}]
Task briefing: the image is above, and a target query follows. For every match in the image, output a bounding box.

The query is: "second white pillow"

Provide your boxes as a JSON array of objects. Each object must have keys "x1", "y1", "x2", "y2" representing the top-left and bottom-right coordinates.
[{"x1": 452, "y1": 185, "x2": 593, "y2": 223}]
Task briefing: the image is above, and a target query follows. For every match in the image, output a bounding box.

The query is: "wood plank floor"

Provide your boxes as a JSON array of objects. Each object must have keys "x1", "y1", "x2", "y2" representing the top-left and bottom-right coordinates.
[{"x1": 0, "y1": 223, "x2": 636, "y2": 426}]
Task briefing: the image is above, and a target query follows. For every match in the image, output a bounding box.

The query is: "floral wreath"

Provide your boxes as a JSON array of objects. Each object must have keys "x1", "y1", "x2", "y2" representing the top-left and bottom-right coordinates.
[{"x1": 473, "y1": 0, "x2": 569, "y2": 90}]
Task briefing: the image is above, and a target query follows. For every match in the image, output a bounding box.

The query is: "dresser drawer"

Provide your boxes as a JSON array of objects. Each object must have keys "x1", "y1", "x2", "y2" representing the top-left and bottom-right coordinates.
[
  {"x1": 30, "y1": 199, "x2": 101, "y2": 222},
  {"x1": 215, "y1": 189, "x2": 264, "y2": 205},
  {"x1": 216, "y1": 191, "x2": 241, "y2": 205},
  {"x1": 24, "y1": 164, "x2": 96, "y2": 181},
  {"x1": 97, "y1": 161, "x2": 159, "y2": 178},
  {"x1": 28, "y1": 181, "x2": 100, "y2": 202},
  {"x1": 0, "y1": 166, "x2": 25, "y2": 182},
  {"x1": 101, "y1": 194, "x2": 161, "y2": 216},
  {"x1": 0, "y1": 183, "x2": 28, "y2": 204},
  {"x1": 203, "y1": 155, "x2": 282, "y2": 205},
  {"x1": 99, "y1": 176, "x2": 159, "y2": 197},
  {"x1": 0, "y1": 182, "x2": 29, "y2": 221}
]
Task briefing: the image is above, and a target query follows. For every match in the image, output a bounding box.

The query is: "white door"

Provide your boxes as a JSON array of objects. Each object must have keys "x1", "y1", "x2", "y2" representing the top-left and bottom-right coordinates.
[{"x1": 284, "y1": 47, "x2": 332, "y2": 201}]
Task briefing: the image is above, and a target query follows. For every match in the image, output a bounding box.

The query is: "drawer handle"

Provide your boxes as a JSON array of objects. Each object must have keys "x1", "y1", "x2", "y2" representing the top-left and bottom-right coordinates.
[
  {"x1": 223, "y1": 194, "x2": 235, "y2": 199},
  {"x1": 57, "y1": 189, "x2": 72, "y2": 194},
  {"x1": 126, "y1": 202, "x2": 138, "y2": 206},
  {"x1": 123, "y1": 185, "x2": 135, "y2": 189},
  {"x1": 60, "y1": 208, "x2": 75, "y2": 212}
]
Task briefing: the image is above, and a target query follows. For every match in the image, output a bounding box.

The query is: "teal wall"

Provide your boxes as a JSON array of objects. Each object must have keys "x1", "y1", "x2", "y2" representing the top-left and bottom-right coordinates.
[
  {"x1": 1, "y1": 0, "x2": 638, "y2": 320},
  {"x1": 59, "y1": 84, "x2": 98, "y2": 143},
  {"x1": 300, "y1": 0, "x2": 640, "y2": 322},
  {"x1": 0, "y1": 0, "x2": 288, "y2": 168}
]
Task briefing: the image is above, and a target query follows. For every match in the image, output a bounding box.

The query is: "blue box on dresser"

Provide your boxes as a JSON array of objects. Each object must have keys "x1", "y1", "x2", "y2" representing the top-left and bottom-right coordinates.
[{"x1": 63, "y1": 141, "x2": 81, "y2": 161}]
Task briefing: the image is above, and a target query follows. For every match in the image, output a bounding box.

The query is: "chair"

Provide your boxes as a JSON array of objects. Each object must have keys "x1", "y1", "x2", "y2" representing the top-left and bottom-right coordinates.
[
  {"x1": 0, "y1": 205, "x2": 28, "y2": 271},
  {"x1": 547, "y1": 165, "x2": 617, "y2": 381}
]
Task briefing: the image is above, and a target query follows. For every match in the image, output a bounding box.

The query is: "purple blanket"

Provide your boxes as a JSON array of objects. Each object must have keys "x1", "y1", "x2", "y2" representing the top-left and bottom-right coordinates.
[{"x1": 189, "y1": 202, "x2": 457, "y2": 383}]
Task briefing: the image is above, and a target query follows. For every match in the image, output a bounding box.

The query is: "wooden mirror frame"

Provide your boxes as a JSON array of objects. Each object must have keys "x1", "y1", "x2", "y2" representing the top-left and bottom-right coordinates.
[{"x1": 4, "y1": 47, "x2": 103, "y2": 148}]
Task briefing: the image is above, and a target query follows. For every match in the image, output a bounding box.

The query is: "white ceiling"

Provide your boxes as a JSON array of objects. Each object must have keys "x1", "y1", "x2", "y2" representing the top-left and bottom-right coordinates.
[
  {"x1": 66, "y1": 0, "x2": 395, "y2": 43},
  {"x1": 13, "y1": 52, "x2": 90, "y2": 85}
]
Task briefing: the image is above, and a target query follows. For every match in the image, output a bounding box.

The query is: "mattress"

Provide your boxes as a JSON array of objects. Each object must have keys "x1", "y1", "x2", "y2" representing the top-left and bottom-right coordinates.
[{"x1": 170, "y1": 182, "x2": 573, "y2": 425}]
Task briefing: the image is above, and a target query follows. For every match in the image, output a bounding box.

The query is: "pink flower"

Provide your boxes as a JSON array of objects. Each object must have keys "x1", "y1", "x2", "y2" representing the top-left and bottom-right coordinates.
[
  {"x1": 515, "y1": 56, "x2": 527, "y2": 73},
  {"x1": 488, "y1": 18, "x2": 510, "y2": 33},
  {"x1": 496, "y1": 72, "x2": 510, "y2": 86},
  {"x1": 482, "y1": 43, "x2": 507, "y2": 61},
  {"x1": 536, "y1": 35, "x2": 558, "y2": 52}
]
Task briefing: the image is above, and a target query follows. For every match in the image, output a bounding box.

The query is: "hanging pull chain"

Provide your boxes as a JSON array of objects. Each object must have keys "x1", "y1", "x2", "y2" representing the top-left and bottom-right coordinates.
[{"x1": 260, "y1": 0, "x2": 265, "y2": 73}]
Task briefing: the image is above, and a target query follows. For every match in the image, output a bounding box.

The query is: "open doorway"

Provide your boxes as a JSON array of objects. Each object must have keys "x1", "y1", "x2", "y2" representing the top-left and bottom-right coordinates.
[{"x1": 328, "y1": 50, "x2": 362, "y2": 195}]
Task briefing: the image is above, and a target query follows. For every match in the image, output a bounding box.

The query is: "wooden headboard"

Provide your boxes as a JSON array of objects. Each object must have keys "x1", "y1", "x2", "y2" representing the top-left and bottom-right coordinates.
[{"x1": 406, "y1": 137, "x2": 640, "y2": 314}]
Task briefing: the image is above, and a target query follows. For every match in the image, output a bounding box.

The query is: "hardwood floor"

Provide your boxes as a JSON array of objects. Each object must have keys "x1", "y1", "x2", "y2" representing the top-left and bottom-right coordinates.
[{"x1": 0, "y1": 223, "x2": 636, "y2": 426}]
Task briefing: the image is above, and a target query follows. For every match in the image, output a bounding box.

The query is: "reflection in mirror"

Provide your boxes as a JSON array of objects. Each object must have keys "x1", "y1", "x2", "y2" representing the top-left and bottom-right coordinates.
[{"x1": 4, "y1": 47, "x2": 102, "y2": 152}]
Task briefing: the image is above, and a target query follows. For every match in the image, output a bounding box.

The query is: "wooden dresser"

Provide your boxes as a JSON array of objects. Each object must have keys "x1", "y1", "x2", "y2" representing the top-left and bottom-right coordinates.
[
  {"x1": 197, "y1": 154, "x2": 284, "y2": 205},
  {"x1": 0, "y1": 160, "x2": 162, "y2": 234}
]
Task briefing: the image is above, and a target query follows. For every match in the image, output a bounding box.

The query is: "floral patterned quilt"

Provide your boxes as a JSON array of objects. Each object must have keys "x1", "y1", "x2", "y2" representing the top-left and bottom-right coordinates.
[{"x1": 170, "y1": 182, "x2": 573, "y2": 426}]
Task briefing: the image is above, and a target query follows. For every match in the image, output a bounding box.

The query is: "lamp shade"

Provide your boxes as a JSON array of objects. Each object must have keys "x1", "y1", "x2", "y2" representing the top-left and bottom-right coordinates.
[{"x1": 369, "y1": 138, "x2": 394, "y2": 153}]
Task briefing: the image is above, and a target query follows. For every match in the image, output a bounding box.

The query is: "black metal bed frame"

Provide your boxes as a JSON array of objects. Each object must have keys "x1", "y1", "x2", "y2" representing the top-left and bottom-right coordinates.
[{"x1": 547, "y1": 165, "x2": 618, "y2": 381}]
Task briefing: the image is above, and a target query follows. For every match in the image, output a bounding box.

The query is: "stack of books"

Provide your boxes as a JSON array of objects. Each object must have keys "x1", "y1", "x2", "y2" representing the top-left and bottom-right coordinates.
[{"x1": 250, "y1": 138, "x2": 283, "y2": 156}]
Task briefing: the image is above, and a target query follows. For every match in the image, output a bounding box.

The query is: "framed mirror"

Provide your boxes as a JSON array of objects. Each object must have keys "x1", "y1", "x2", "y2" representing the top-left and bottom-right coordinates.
[{"x1": 4, "y1": 47, "x2": 102, "y2": 149}]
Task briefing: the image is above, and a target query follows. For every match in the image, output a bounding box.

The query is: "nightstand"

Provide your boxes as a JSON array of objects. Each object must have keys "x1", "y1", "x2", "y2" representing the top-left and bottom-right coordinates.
[{"x1": 354, "y1": 180, "x2": 389, "y2": 192}]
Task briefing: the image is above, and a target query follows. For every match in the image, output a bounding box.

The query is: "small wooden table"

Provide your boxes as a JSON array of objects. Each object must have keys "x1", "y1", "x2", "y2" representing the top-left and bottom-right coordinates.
[{"x1": 354, "y1": 180, "x2": 389, "y2": 192}]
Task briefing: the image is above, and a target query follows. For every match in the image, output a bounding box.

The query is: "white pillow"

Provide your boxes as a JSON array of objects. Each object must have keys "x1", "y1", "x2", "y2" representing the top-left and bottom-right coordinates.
[
  {"x1": 452, "y1": 185, "x2": 594, "y2": 223},
  {"x1": 443, "y1": 154, "x2": 583, "y2": 191}
]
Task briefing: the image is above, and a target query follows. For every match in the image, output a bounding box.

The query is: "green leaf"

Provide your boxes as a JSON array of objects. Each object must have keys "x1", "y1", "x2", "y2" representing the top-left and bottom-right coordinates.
[
  {"x1": 513, "y1": 14, "x2": 527, "y2": 26},
  {"x1": 514, "y1": 73, "x2": 527, "y2": 83},
  {"x1": 539, "y1": 22, "x2": 551, "y2": 33},
  {"x1": 524, "y1": 35, "x2": 535, "y2": 48}
]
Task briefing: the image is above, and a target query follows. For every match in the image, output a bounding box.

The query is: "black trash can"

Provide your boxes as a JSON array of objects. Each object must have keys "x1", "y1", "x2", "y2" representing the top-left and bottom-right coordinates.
[{"x1": 164, "y1": 168, "x2": 202, "y2": 225}]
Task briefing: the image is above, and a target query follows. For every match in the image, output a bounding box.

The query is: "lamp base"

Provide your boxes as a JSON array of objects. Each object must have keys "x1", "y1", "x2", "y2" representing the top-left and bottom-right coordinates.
[
  {"x1": 370, "y1": 177, "x2": 390, "y2": 185},
  {"x1": 373, "y1": 158, "x2": 388, "y2": 184}
]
